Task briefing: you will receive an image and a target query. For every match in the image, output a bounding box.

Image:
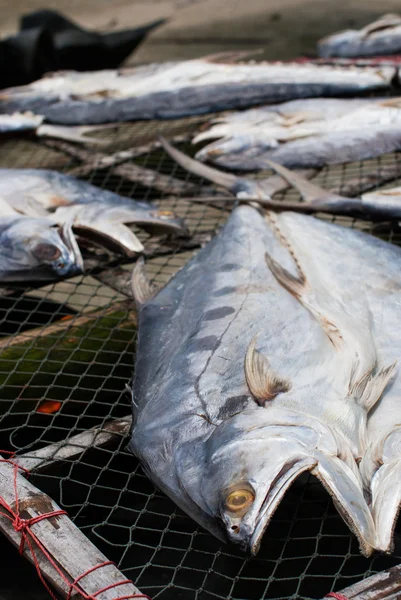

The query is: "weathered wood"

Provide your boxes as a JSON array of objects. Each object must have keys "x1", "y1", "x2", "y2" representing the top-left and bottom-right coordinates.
[
  {"x1": 322, "y1": 562, "x2": 401, "y2": 599},
  {"x1": 0, "y1": 299, "x2": 135, "y2": 353},
  {"x1": 15, "y1": 415, "x2": 132, "y2": 472},
  {"x1": 0, "y1": 461, "x2": 144, "y2": 600}
]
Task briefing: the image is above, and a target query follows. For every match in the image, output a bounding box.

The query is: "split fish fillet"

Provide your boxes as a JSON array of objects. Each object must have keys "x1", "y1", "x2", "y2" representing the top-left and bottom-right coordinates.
[
  {"x1": 128, "y1": 202, "x2": 401, "y2": 555},
  {"x1": 0, "y1": 55, "x2": 395, "y2": 124}
]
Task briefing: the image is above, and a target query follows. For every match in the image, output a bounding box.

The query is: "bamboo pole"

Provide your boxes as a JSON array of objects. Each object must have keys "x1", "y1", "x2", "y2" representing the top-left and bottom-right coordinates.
[{"x1": 0, "y1": 460, "x2": 145, "y2": 600}]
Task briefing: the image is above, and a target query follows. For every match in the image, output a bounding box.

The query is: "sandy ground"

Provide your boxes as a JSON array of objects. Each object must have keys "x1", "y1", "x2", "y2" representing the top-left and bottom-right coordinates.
[{"x1": 1, "y1": 0, "x2": 401, "y2": 65}]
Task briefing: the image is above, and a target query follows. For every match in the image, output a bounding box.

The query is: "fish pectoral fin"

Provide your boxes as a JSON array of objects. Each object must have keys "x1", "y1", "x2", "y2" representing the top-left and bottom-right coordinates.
[
  {"x1": 74, "y1": 220, "x2": 144, "y2": 256},
  {"x1": 131, "y1": 257, "x2": 158, "y2": 307},
  {"x1": 264, "y1": 159, "x2": 335, "y2": 207},
  {"x1": 349, "y1": 361, "x2": 397, "y2": 412},
  {"x1": 36, "y1": 124, "x2": 114, "y2": 145},
  {"x1": 160, "y1": 136, "x2": 238, "y2": 191},
  {"x1": 244, "y1": 334, "x2": 291, "y2": 406},
  {"x1": 265, "y1": 252, "x2": 305, "y2": 298},
  {"x1": 361, "y1": 13, "x2": 401, "y2": 37}
]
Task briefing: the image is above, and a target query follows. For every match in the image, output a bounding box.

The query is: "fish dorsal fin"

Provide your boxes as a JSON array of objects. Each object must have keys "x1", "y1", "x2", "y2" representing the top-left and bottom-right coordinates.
[
  {"x1": 245, "y1": 334, "x2": 291, "y2": 406},
  {"x1": 349, "y1": 361, "x2": 397, "y2": 412},
  {"x1": 131, "y1": 257, "x2": 158, "y2": 308}
]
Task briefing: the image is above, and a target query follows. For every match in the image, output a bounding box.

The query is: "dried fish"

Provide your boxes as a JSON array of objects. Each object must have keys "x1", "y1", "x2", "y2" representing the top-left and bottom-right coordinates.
[
  {"x1": 128, "y1": 205, "x2": 394, "y2": 555},
  {"x1": 0, "y1": 169, "x2": 187, "y2": 255},
  {"x1": 0, "y1": 56, "x2": 395, "y2": 124},
  {"x1": 318, "y1": 13, "x2": 401, "y2": 58},
  {"x1": 194, "y1": 98, "x2": 401, "y2": 170}
]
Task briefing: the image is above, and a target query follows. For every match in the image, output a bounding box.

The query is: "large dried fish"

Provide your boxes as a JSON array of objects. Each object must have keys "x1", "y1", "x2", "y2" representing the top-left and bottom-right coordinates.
[
  {"x1": 128, "y1": 204, "x2": 398, "y2": 555},
  {"x1": 0, "y1": 56, "x2": 395, "y2": 124},
  {"x1": 318, "y1": 13, "x2": 401, "y2": 58},
  {"x1": 194, "y1": 98, "x2": 401, "y2": 170},
  {"x1": 0, "y1": 169, "x2": 187, "y2": 255},
  {"x1": 0, "y1": 199, "x2": 83, "y2": 282}
]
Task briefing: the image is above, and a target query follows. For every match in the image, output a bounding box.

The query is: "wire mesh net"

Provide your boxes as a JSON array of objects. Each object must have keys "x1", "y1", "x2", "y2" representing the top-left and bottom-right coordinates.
[{"x1": 1, "y1": 113, "x2": 401, "y2": 600}]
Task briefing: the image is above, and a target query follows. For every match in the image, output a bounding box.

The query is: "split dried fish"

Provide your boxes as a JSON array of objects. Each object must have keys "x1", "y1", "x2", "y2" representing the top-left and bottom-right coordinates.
[
  {"x1": 0, "y1": 199, "x2": 83, "y2": 282},
  {"x1": 193, "y1": 98, "x2": 401, "y2": 170},
  {"x1": 318, "y1": 13, "x2": 401, "y2": 58},
  {"x1": 0, "y1": 56, "x2": 395, "y2": 124},
  {"x1": 128, "y1": 203, "x2": 401, "y2": 555},
  {"x1": 0, "y1": 169, "x2": 187, "y2": 256}
]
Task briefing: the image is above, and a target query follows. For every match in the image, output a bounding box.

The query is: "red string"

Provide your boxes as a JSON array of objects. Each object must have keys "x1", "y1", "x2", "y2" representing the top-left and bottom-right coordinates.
[
  {"x1": 0, "y1": 452, "x2": 151, "y2": 600},
  {"x1": 325, "y1": 593, "x2": 349, "y2": 600}
]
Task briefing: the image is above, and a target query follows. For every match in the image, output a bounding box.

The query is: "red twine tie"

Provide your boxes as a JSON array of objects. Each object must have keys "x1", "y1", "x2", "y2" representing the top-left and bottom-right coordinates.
[
  {"x1": 326, "y1": 593, "x2": 349, "y2": 600},
  {"x1": 0, "y1": 452, "x2": 151, "y2": 600}
]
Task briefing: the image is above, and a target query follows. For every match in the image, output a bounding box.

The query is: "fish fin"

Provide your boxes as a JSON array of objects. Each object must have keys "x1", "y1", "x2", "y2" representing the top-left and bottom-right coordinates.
[
  {"x1": 37, "y1": 124, "x2": 116, "y2": 145},
  {"x1": 74, "y1": 221, "x2": 144, "y2": 256},
  {"x1": 245, "y1": 334, "x2": 291, "y2": 406},
  {"x1": 349, "y1": 361, "x2": 397, "y2": 412},
  {"x1": 160, "y1": 136, "x2": 238, "y2": 190},
  {"x1": 265, "y1": 252, "x2": 305, "y2": 298},
  {"x1": 263, "y1": 160, "x2": 334, "y2": 206},
  {"x1": 202, "y1": 49, "x2": 263, "y2": 63},
  {"x1": 59, "y1": 222, "x2": 84, "y2": 272},
  {"x1": 131, "y1": 257, "x2": 158, "y2": 307},
  {"x1": 361, "y1": 13, "x2": 401, "y2": 37}
]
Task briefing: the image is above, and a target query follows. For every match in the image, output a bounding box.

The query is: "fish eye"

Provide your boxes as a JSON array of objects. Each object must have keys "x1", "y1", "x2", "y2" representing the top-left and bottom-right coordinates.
[
  {"x1": 224, "y1": 488, "x2": 255, "y2": 514},
  {"x1": 153, "y1": 210, "x2": 174, "y2": 219},
  {"x1": 32, "y1": 243, "x2": 61, "y2": 262}
]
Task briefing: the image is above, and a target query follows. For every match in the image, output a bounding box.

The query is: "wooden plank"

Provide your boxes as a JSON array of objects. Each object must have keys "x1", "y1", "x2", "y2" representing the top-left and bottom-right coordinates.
[
  {"x1": 322, "y1": 563, "x2": 401, "y2": 599},
  {"x1": 15, "y1": 415, "x2": 132, "y2": 472},
  {"x1": 0, "y1": 461, "x2": 145, "y2": 600}
]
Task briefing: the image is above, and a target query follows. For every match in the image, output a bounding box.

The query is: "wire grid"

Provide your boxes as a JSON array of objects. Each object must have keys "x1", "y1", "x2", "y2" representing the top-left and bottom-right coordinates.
[{"x1": 1, "y1": 116, "x2": 401, "y2": 600}]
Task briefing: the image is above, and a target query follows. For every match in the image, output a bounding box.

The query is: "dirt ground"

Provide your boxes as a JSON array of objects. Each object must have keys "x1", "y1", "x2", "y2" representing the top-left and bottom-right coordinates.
[{"x1": 2, "y1": 0, "x2": 401, "y2": 65}]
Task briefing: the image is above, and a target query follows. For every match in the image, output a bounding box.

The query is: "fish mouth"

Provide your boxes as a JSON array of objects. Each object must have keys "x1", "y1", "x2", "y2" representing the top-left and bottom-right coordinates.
[
  {"x1": 250, "y1": 456, "x2": 317, "y2": 555},
  {"x1": 249, "y1": 452, "x2": 376, "y2": 557}
]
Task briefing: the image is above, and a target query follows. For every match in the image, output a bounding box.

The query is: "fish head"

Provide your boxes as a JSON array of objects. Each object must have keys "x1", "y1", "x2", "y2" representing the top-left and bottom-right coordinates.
[
  {"x1": 175, "y1": 406, "x2": 375, "y2": 555},
  {"x1": 3, "y1": 217, "x2": 83, "y2": 279}
]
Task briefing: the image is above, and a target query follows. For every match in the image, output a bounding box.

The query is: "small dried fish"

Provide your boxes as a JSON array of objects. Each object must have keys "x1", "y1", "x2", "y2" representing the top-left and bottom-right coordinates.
[
  {"x1": 194, "y1": 98, "x2": 401, "y2": 170},
  {"x1": 318, "y1": 13, "x2": 401, "y2": 58},
  {"x1": 0, "y1": 55, "x2": 395, "y2": 124},
  {"x1": 0, "y1": 169, "x2": 187, "y2": 256}
]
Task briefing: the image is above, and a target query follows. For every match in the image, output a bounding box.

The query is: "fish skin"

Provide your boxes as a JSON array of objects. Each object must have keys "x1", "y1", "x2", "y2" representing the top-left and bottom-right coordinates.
[
  {"x1": 129, "y1": 205, "x2": 379, "y2": 555},
  {"x1": 318, "y1": 13, "x2": 401, "y2": 58},
  {"x1": 195, "y1": 100, "x2": 401, "y2": 171},
  {"x1": 0, "y1": 215, "x2": 83, "y2": 282},
  {"x1": 0, "y1": 59, "x2": 395, "y2": 125},
  {"x1": 0, "y1": 169, "x2": 187, "y2": 255}
]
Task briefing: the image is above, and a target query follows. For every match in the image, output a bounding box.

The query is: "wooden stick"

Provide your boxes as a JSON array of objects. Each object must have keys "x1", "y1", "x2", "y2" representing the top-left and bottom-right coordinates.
[
  {"x1": 0, "y1": 460, "x2": 144, "y2": 600},
  {"x1": 15, "y1": 416, "x2": 132, "y2": 472},
  {"x1": 322, "y1": 562, "x2": 401, "y2": 599},
  {"x1": 0, "y1": 299, "x2": 135, "y2": 353}
]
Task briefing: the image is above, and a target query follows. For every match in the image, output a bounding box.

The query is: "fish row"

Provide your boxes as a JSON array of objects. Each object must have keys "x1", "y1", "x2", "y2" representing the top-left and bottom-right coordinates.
[
  {"x1": 127, "y1": 140, "x2": 401, "y2": 557},
  {"x1": 0, "y1": 169, "x2": 186, "y2": 282}
]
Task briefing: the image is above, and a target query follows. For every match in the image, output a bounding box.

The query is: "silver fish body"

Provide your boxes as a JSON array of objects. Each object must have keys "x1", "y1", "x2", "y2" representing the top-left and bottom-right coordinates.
[
  {"x1": 0, "y1": 58, "x2": 395, "y2": 125},
  {"x1": 0, "y1": 214, "x2": 83, "y2": 282},
  {"x1": 0, "y1": 169, "x2": 187, "y2": 255},
  {"x1": 318, "y1": 13, "x2": 401, "y2": 58},
  {"x1": 194, "y1": 99, "x2": 401, "y2": 170},
  {"x1": 129, "y1": 205, "x2": 390, "y2": 555}
]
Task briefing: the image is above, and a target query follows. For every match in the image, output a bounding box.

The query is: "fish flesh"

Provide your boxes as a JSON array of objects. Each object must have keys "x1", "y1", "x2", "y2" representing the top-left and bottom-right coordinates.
[
  {"x1": 193, "y1": 98, "x2": 401, "y2": 170},
  {"x1": 0, "y1": 56, "x2": 395, "y2": 125},
  {"x1": 0, "y1": 199, "x2": 83, "y2": 282},
  {"x1": 128, "y1": 201, "x2": 401, "y2": 554},
  {"x1": 0, "y1": 169, "x2": 187, "y2": 255},
  {"x1": 318, "y1": 13, "x2": 401, "y2": 58},
  {"x1": 0, "y1": 111, "x2": 114, "y2": 144},
  {"x1": 161, "y1": 137, "x2": 401, "y2": 222}
]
